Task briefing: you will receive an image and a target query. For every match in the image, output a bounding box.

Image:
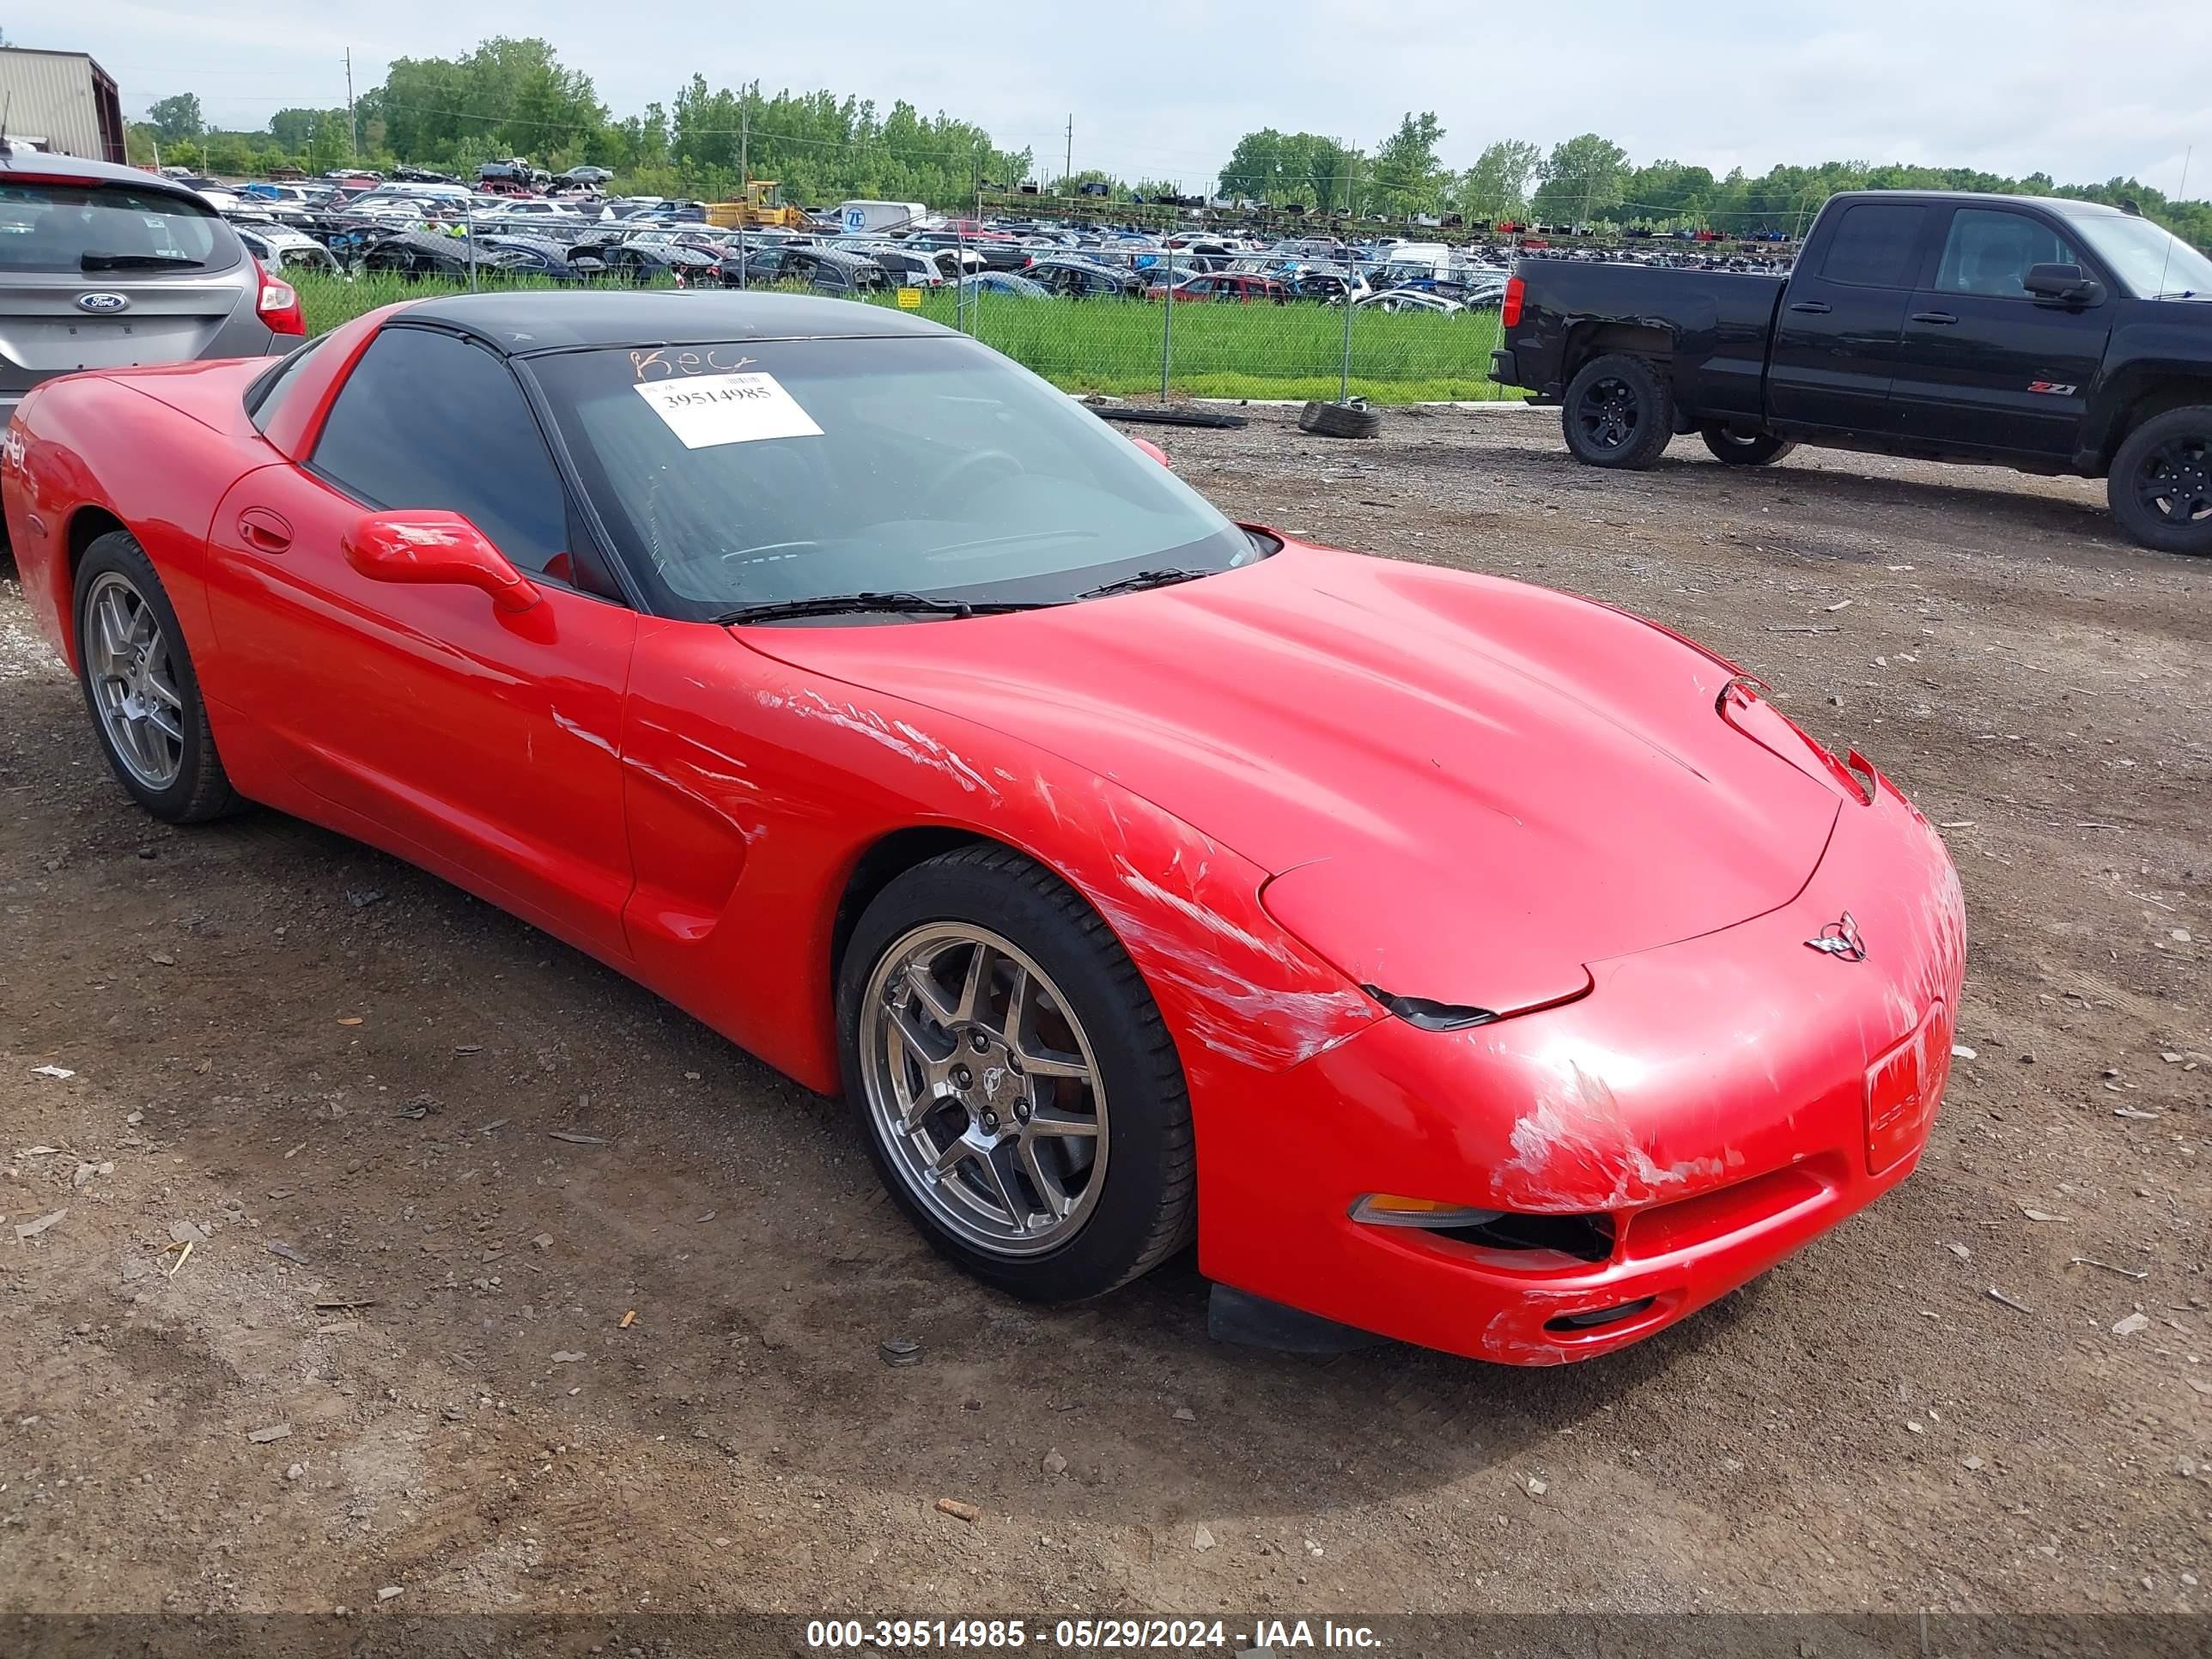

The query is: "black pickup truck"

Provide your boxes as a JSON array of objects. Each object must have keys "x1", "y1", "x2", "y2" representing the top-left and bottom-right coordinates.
[{"x1": 1490, "y1": 191, "x2": 2212, "y2": 554}]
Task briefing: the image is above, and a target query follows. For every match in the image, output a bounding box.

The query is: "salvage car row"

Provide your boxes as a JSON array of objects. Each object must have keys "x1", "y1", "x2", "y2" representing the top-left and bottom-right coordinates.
[{"x1": 149, "y1": 164, "x2": 1523, "y2": 310}]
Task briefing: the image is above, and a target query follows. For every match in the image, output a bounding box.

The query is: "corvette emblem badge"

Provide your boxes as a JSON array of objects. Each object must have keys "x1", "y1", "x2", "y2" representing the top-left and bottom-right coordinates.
[{"x1": 1806, "y1": 913, "x2": 1867, "y2": 961}]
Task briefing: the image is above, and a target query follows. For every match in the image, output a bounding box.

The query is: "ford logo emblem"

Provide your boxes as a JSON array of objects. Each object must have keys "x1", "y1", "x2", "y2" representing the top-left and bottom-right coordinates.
[{"x1": 76, "y1": 292, "x2": 130, "y2": 313}]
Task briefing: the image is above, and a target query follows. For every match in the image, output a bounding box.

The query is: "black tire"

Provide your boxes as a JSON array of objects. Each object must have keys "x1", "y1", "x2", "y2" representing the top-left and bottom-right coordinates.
[
  {"x1": 836, "y1": 843, "x2": 1196, "y2": 1304},
  {"x1": 1562, "y1": 353, "x2": 1674, "y2": 469},
  {"x1": 2107, "y1": 405, "x2": 2212, "y2": 556},
  {"x1": 1298, "y1": 398, "x2": 1382, "y2": 439},
  {"x1": 72, "y1": 530, "x2": 243, "y2": 823},
  {"x1": 1700, "y1": 422, "x2": 1797, "y2": 467}
]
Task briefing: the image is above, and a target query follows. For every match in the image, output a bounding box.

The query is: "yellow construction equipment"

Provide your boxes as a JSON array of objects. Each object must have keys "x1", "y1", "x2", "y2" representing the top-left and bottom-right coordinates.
[{"x1": 706, "y1": 181, "x2": 811, "y2": 231}]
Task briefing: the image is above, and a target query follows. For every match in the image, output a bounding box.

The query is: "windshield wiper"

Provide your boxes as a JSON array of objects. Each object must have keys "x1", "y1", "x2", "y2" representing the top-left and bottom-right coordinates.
[
  {"x1": 1071, "y1": 568, "x2": 1212, "y2": 601},
  {"x1": 81, "y1": 251, "x2": 204, "y2": 270},
  {"x1": 715, "y1": 591, "x2": 1034, "y2": 625}
]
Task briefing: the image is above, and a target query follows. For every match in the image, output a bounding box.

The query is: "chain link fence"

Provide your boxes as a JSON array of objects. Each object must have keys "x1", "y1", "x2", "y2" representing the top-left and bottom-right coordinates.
[{"x1": 288, "y1": 264, "x2": 1512, "y2": 407}]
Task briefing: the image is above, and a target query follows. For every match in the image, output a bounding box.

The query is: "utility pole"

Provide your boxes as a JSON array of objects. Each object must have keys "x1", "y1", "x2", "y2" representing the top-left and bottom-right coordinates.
[
  {"x1": 739, "y1": 106, "x2": 748, "y2": 187},
  {"x1": 1064, "y1": 113, "x2": 1072, "y2": 191},
  {"x1": 344, "y1": 48, "x2": 357, "y2": 158}
]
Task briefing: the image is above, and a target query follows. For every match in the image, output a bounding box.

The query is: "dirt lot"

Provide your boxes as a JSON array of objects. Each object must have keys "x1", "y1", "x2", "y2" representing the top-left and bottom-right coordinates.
[{"x1": 1, "y1": 408, "x2": 2207, "y2": 1632}]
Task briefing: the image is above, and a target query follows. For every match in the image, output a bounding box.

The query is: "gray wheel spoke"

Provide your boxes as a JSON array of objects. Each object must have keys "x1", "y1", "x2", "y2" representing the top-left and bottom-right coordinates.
[
  {"x1": 886, "y1": 1000, "x2": 949, "y2": 1070},
  {"x1": 1000, "y1": 962, "x2": 1032, "y2": 1049},
  {"x1": 131, "y1": 714, "x2": 163, "y2": 772},
  {"x1": 930, "y1": 1132, "x2": 975, "y2": 1178},
  {"x1": 1025, "y1": 1105, "x2": 1099, "y2": 1139},
  {"x1": 114, "y1": 714, "x2": 147, "y2": 771},
  {"x1": 952, "y1": 940, "x2": 994, "y2": 1025},
  {"x1": 903, "y1": 961, "x2": 959, "y2": 1029},
  {"x1": 896, "y1": 1086, "x2": 938, "y2": 1132},
  {"x1": 144, "y1": 703, "x2": 185, "y2": 746},
  {"x1": 1014, "y1": 1042, "x2": 1090, "y2": 1080},
  {"x1": 144, "y1": 669, "x2": 183, "y2": 711},
  {"x1": 974, "y1": 1145, "x2": 1028, "y2": 1230},
  {"x1": 1019, "y1": 1137, "x2": 1073, "y2": 1221},
  {"x1": 94, "y1": 592, "x2": 131, "y2": 675}
]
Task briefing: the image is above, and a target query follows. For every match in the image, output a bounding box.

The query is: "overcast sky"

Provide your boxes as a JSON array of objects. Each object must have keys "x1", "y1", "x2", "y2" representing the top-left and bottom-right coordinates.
[{"x1": 28, "y1": 1, "x2": 2205, "y2": 196}]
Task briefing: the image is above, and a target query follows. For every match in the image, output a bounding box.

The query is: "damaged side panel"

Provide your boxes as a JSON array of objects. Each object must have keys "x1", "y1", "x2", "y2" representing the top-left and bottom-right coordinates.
[{"x1": 614, "y1": 620, "x2": 1379, "y2": 1097}]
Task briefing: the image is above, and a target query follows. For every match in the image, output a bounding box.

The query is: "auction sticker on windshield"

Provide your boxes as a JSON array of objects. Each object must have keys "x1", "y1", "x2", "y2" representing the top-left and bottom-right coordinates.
[{"x1": 633, "y1": 372, "x2": 823, "y2": 449}]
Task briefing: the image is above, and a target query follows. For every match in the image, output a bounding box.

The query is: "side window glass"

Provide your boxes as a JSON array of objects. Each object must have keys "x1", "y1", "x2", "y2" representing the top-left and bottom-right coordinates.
[
  {"x1": 1819, "y1": 204, "x2": 1927, "y2": 288},
  {"x1": 311, "y1": 326, "x2": 568, "y2": 577},
  {"x1": 1935, "y1": 210, "x2": 2086, "y2": 297}
]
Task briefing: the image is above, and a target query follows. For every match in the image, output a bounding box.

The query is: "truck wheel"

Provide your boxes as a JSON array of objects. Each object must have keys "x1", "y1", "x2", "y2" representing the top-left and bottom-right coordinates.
[
  {"x1": 1700, "y1": 423, "x2": 1796, "y2": 466},
  {"x1": 1563, "y1": 355, "x2": 1674, "y2": 470},
  {"x1": 2108, "y1": 407, "x2": 2212, "y2": 556}
]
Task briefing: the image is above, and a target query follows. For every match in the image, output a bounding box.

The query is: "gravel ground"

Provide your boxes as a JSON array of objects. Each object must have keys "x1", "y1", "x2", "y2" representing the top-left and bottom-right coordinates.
[{"x1": 0, "y1": 407, "x2": 2206, "y2": 1630}]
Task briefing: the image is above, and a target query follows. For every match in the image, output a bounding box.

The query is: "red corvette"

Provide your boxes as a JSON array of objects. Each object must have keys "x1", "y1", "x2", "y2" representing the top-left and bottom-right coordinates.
[{"x1": 2, "y1": 294, "x2": 1966, "y2": 1364}]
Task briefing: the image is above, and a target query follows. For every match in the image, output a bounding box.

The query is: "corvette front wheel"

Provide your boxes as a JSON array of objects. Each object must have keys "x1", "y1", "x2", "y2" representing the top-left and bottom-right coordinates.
[{"x1": 838, "y1": 844, "x2": 1196, "y2": 1303}]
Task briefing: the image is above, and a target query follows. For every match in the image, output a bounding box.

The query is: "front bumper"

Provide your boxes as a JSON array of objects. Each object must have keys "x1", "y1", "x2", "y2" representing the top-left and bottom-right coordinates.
[{"x1": 1195, "y1": 768, "x2": 1965, "y2": 1364}]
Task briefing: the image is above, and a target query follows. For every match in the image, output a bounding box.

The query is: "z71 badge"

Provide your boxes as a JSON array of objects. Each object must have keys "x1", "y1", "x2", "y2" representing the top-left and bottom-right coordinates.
[{"x1": 2027, "y1": 380, "x2": 2078, "y2": 396}]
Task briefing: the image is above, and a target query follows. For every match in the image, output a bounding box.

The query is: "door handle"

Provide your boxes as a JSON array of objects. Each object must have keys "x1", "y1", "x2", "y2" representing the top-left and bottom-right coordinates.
[
  {"x1": 1911, "y1": 311, "x2": 1958, "y2": 325},
  {"x1": 235, "y1": 507, "x2": 293, "y2": 554},
  {"x1": 1788, "y1": 301, "x2": 1832, "y2": 313}
]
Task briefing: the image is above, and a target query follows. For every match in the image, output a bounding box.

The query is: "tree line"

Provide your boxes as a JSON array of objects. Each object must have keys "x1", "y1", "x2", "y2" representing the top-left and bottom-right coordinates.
[
  {"x1": 131, "y1": 37, "x2": 2209, "y2": 251},
  {"x1": 131, "y1": 36, "x2": 1034, "y2": 210},
  {"x1": 1218, "y1": 121, "x2": 2212, "y2": 249}
]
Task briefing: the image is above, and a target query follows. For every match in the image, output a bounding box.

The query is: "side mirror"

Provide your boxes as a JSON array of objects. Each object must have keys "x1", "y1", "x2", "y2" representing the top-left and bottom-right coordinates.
[
  {"x1": 341, "y1": 510, "x2": 540, "y2": 613},
  {"x1": 1129, "y1": 436, "x2": 1171, "y2": 469},
  {"x1": 2024, "y1": 263, "x2": 2103, "y2": 306}
]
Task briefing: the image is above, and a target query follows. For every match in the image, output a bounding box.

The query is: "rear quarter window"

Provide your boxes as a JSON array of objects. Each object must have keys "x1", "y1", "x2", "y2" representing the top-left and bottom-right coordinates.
[{"x1": 247, "y1": 337, "x2": 327, "y2": 434}]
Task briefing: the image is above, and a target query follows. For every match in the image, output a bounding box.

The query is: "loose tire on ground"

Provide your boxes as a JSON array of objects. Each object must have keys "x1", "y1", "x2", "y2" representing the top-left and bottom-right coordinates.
[
  {"x1": 1562, "y1": 354, "x2": 1674, "y2": 469},
  {"x1": 837, "y1": 843, "x2": 1197, "y2": 1304},
  {"x1": 72, "y1": 530, "x2": 243, "y2": 823},
  {"x1": 1299, "y1": 398, "x2": 1382, "y2": 439},
  {"x1": 1700, "y1": 422, "x2": 1797, "y2": 467},
  {"x1": 2106, "y1": 404, "x2": 2212, "y2": 556}
]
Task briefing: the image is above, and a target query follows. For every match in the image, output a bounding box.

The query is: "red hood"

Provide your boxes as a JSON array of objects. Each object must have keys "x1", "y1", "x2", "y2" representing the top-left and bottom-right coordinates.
[{"x1": 743, "y1": 543, "x2": 1841, "y2": 1014}]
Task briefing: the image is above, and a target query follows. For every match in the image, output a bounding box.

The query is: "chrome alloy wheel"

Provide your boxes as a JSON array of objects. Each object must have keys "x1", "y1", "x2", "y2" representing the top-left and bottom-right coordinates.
[
  {"x1": 84, "y1": 572, "x2": 185, "y2": 790},
  {"x1": 860, "y1": 923, "x2": 1108, "y2": 1256}
]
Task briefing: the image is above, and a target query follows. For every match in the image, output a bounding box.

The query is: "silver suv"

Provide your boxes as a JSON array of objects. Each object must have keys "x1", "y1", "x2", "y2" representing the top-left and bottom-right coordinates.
[{"x1": 0, "y1": 151, "x2": 301, "y2": 421}]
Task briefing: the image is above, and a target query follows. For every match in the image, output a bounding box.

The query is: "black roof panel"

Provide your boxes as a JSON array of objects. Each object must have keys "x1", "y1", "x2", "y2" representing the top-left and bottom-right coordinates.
[{"x1": 400, "y1": 289, "x2": 957, "y2": 353}]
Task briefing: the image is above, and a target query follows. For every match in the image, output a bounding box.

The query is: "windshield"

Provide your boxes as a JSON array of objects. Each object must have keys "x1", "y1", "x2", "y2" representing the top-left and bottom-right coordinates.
[
  {"x1": 0, "y1": 180, "x2": 229, "y2": 273},
  {"x1": 2070, "y1": 213, "x2": 2212, "y2": 298},
  {"x1": 528, "y1": 335, "x2": 1257, "y2": 620}
]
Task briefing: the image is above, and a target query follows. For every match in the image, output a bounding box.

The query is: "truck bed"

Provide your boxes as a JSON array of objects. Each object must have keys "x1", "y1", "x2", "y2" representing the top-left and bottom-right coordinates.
[{"x1": 1502, "y1": 259, "x2": 1788, "y2": 425}]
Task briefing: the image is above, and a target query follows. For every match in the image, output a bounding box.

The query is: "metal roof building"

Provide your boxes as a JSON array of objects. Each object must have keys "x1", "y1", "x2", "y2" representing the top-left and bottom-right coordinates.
[{"x1": 0, "y1": 48, "x2": 128, "y2": 164}]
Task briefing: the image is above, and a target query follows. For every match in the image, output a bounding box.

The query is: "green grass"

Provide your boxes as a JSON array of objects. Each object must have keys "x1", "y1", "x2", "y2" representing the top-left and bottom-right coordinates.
[{"x1": 287, "y1": 270, "x2": 1516, "y2": 404}]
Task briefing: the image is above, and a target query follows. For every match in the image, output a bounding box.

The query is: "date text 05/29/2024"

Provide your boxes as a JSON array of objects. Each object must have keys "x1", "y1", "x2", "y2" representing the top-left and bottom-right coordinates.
[{"x1": 804, "y1": 1617, "x2": 1381, "y2": 1650}]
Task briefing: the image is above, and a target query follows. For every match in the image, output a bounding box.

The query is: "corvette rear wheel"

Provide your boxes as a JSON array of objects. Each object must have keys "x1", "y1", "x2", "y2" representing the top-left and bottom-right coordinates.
[
  {"x1": 73, "y1": 532, "x2": 241, "y2": 823},
  {"x1": 838, "y1": 844, "x2": 1195, "y2": 1302}
]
